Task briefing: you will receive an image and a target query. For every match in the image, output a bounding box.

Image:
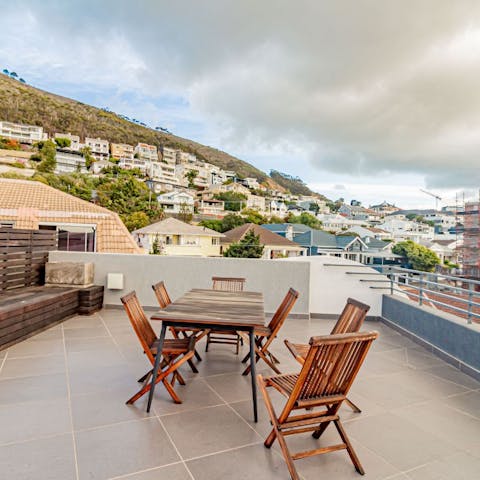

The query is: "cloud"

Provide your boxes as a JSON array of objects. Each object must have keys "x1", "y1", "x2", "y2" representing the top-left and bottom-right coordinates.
[{"x1": 1, "y1": 0, "x2": 480, "y2": 189}]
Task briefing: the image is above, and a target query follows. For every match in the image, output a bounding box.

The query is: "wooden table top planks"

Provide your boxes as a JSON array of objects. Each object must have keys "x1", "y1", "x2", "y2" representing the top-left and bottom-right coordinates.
[{"x1": 151, "y1": 288, "x2": 265, "y2": 328}]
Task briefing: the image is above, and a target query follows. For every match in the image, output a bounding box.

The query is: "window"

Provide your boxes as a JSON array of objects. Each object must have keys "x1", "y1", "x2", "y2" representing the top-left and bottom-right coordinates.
[
  {"x1": 212, "y1": 238, "x2": 219, "y2": 245},
  {"x1": 40, "y1": 224, "x2": 96, "y2": 252}
]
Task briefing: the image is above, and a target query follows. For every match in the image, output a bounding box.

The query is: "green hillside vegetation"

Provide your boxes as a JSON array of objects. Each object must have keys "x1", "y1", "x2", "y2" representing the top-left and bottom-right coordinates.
[
  {"x1": 0, "y1": 74, "x2": 273, "y2": 183},
  {"x1": 270, "y1": 170, "x2": 327, "y2": 199}
]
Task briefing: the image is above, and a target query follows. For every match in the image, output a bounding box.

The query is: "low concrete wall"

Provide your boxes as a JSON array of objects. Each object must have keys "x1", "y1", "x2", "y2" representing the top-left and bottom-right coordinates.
[
  {"x1": 48, "y1": 252, "x2": 310, "y2": 315},
  {"x1": 382, "y1": 295, "x2": 480, "y2": 379},
  {"x1": 283, "y1": 256, "x2": 385, "y2": 317}
]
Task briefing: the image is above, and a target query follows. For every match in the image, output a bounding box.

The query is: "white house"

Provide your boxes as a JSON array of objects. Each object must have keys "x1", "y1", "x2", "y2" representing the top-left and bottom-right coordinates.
[
  {"x1": 85, "y1": 137, "x2": 109, "y2": 161},
  {"x1": 0, "y1": 121, "x2": 47, "y2": 144},
  {"x1": 157, "y1": 191, "x2": 195, "y2": 214},
  {"x1": 55, "y1": 149, "x2": 87, "y2": 174}
]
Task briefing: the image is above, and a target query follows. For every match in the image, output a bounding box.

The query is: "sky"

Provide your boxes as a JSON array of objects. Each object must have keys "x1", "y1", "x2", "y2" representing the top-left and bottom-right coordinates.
[{"x1": 1, "y1": 0, "x2": 479, "y2": 209}]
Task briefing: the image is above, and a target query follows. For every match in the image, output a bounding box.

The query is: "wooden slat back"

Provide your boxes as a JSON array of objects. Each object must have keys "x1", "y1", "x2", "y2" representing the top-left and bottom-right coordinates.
[
  {"x1": 331, "y1": 298, "x2": 370, "y2": 335},
  {"x1": 212, "y1": 276, "x2": 246, "y2": 292},
  {"x1": 265, "y1": 288, "x2": 299, "y2": 341},
  {"x1": 121, "y1": 291, "x2": 157, "y2": 364},
  {"x1": 297, "y1": 331, "x2": 378, "y2": 402},
  {"x1": 0, "y1": 228, "x2": 57, "y2": 291},
  {"x1": 152, "y1": 281, "x2": 172, "y2": 308}
]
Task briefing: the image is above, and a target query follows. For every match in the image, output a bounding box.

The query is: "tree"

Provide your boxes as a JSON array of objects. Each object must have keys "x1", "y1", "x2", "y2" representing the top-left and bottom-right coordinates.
[
  {"x1": 214, "y1": 191, "x2": 247, "y2": 211},
  {"x1": 33, "y1": 140, "x2": 57, "y2": 173},
  {"x1": 123, "y1": 211, "x2": 149, "y2": 232},
  {"x1": 185, "y1": 169, "x2": 198, "y2": 188},
  {"x1": 221, "y1": 214, "x2": 246, "y2": 232},
  {"x1": 80, "y1": 146, "x2": 95, "y2": 169},
  {"x1": 9, "y1": 72, "x2": 18, "y2": 78},
  {"x1": 178, "y1": 202, "x2": 193, "y2": 223},
  {"x1": 392, "y1": 240, "x2": 440, "y2": 272},
  {"x1": 241, "y1": 208, "x2": 267, "y2": 224},
  {"x1": 54, "y1": 137, "x2": 71, "y2": 148},
  {"x1": 224, "y1": 229, "x2": 264, "y2": 258},
  {"x1": 199, "y1": 219, "x2": 223, "y2": 232},
  {"x1": 286, "y1": 212, "x2": 322, "y2": 230},
  {"x1": 0, "y1": 137, "x2": 21, "y2": 150},
  {"x1": 151, "y1": 234, "x2": 161, "y2": 254},
  {"x1": 2, "y1": 69, "x2": 9, "y2": 75}
]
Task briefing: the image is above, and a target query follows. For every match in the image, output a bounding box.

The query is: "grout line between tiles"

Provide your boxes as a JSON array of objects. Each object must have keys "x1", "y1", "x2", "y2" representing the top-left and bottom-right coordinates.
[
  {"x1": 107, "y1": 460, "x2": 185, "y2": 479},
  {"x1": 61, "y1": 323, "x2": 80, "y2": 480},
  {"x1": 0, "y1": 351, "x2": 8, "y2": 374},
  {"x1": 154, "y1": 415, "x2": 196, "y2": 480}
]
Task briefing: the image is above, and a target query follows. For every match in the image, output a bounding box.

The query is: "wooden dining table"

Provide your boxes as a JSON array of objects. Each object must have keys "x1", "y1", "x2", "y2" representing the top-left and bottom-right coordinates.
[{"x1": 148, "y1": 288, "x2": 266, "y2": 421}]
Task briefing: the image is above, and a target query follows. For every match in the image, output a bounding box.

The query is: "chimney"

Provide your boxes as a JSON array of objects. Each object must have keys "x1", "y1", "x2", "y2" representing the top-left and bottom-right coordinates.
[{"x1": 286, "y1": 225, "x2": 294, "y2": 241}]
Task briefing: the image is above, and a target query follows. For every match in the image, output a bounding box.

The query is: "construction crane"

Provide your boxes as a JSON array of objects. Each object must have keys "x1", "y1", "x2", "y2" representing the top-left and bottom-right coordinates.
[{"x1": 420, "y1": 189, "x2": 442, "y2": 211}]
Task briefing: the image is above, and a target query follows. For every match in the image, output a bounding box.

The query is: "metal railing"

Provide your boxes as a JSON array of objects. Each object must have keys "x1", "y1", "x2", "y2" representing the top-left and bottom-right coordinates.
[{"x1": 324, "y1": 263, "x2": 480, "y2": 324}]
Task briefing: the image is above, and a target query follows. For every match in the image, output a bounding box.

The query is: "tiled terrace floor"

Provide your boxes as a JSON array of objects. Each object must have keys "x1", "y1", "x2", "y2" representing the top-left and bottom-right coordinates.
[{"x1": 1, "y1": 309, "x2": 480, "y2": 480}]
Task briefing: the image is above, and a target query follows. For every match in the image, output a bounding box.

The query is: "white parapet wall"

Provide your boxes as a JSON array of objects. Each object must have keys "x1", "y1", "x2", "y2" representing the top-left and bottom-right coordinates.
[
  {"x1": 48, "y1": 251, "x2": 310, "y2": 316},
  {"x1": 281, "y1": 256, "x2": 386, "y2": 317}
]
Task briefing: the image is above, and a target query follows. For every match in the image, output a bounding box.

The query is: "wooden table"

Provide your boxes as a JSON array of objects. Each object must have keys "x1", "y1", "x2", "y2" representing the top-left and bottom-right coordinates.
[{"x1": 148, "y1": 288, "x2": 265, "y2": 421}]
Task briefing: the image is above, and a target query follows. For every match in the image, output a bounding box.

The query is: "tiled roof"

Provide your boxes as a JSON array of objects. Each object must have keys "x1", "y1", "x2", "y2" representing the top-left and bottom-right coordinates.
[
  {"x1": 133, "y1": 216, "x2": 224, "y2": 237},
  {"x1": 0, "y1": 178, "x2": 141, "y2": 254},
  {"x1": 222, "y1": 223, "x2": 303, "y2": 248}
]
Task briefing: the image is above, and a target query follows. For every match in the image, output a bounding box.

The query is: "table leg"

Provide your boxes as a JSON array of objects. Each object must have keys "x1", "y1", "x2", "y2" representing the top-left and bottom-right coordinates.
[
  {"x1": 147, "y1": 322, "x2": 166, "y2": 413},
  {"x1": 249, "y1": 329, "x2": 258, "y2": 422}
]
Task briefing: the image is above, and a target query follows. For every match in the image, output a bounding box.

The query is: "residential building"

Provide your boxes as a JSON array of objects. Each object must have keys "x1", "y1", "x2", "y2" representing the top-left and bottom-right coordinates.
[
  {"x1": 90, "y1": 159, "x2": 110, "y2": 175},
  {"x1": 208, "y1": 182, "x2": 251, "y2": 196},
  {"x1": 134, "y1": 143, "x2": 158, "y2": 163},
  {"x1": 54, "y1": 133, "x2": 80, "y2": 151},
  {"x1": 317, "y1": 213, "x2": 370, "y2": 232},
  {"x1": 378, "y1": 218, "x2": 434, "y2": 242},
  {"x1": 246, "y1": 194, "x2": 266, "y2": 212},
  {"x1": 369, "y1": 201, "x2": 400, "y2": 216},
  {"x1": 242, "y1": 177, "x2": 260, "y2": 189},
  {"x1": 175, "y1": 150, "x2": 197, "y2": 166},
  {"x1": 85, "y1": 137, "x2": 109, "y2": 161},
  {"x1": 156, "y1": 146, "x2": 179, "y2": 185},
  {"x1": 0, "y1": 178, "x2": 141, "y2": 253},
  {"x1": 346, "y1": 225, "x2": 391, "y2": 240},
  {"x1": 132, "y1": 217, "x2": 223, "y2": 256},
  {"x1": 419, "y1": 238, "x2": 461, "y2": 265},
  {"x1": 461, "y1": 202, "x2": 480, "y2": 277},
  {"x1": 221, "y1": 223, "x2": 305, "y2": 259},
  {"x1": 197, "y1": 198, "x2": 225, "y2": 216},
  {"x1": 157, "y1": 191, "x2": 195, "y2": 215},
  {"x1": 338, "y1": 204, "x2": 380, "y2": 221},
  {"x1": 268, "y1": 200, "x2": 288, "y2": 217},
  {"x1": 55, "y1": 149, "x2": 87, "y2": 174},
  {"x1": 0, "y1": 121, "x2": 47, "y2": 144},
  {"x1": 111, "y1": 143, "x2": 134, "y2": 166}
]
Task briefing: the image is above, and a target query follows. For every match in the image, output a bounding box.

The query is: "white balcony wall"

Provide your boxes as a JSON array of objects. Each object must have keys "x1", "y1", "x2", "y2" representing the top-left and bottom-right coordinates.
[{"x1": 48, "y1": 251, "x2": 310, "y2": 315}]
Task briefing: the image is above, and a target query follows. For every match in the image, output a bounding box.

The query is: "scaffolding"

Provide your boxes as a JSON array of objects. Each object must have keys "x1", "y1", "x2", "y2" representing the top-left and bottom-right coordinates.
[{"x1": 462, "y1": 201, "x2": 480, "y2": 278}]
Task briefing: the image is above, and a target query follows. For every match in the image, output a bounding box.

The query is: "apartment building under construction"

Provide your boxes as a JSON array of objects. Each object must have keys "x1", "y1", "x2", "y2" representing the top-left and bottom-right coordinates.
[{"x1": 462, "y1": 201, "x2": 480, "y2": 278}]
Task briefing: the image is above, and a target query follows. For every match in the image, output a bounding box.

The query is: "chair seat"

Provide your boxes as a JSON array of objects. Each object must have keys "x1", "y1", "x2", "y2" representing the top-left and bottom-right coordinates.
[
  {"x1": 254, "y1": 325, "x2": 271, "y2": 336},
  {"x1": 151, "y1": 338, "x2": 194, "y2": 355},
  {"x1": 266, "y1": 373, "x2": 299, "y2": 396},
  {"x1": 284, "y1": 341, "x2": 309, "y2": 362}
]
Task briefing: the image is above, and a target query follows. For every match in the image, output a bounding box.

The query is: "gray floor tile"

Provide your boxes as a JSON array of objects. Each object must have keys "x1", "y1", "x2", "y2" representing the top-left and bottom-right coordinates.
[
  {"x1": 71, "y1": 386, "x2": 153, "y2": 430},
  {"x1": 27, "y1": 326, "x2": 63, "y2": 341},
  {"x1": 63, "y1": 326, "x2": 108, "y2": 339},
  {"x1": 66, "y1": 345, "x2": 127, "y2": 372},
  {"x1": 152, "y1": 378, "x2": 224, "y2": 415},
  {"x1": 7, "y1": 338, "x2": 64, "y2": 358},
  {"x1": 0, "y1": 372, "x2": 67, "y2": 405},
  {"x1": 161, "y1": 404, "x2": 261, "y2": 459},
  {"x1": 68, "y1": 364, "x2": 134, "y2": 396},
  {"x1": 204, "y1": 372, "x2": 256, "y2": 403},
  {"x1": 65, "y1": 336, "x2": 116, "y2": 353},
  {"x1": 395, "y1": 400, "x2": 480, "y2": 451},
  {"x1": 63, "y1": 315, "x2": 103, "y2": 329},
  {"x1": 346, "y1": 412, "x2": 456, "y2": 471},
  {"x1": 187, "y1": 444, "x2": 289, "y2": 480},
  {"x1": 118, "y1": 463, "x2": 191, "y2": 479},
  {"x1": 405, "y1": 451, "x2": 480, "y2": 480},
  {"x1": 0, "y1": 355, "x2": 65, "y2": 379},
  {"x1": 424, "y1": 364, "x2": 480, "y2": 389},
  {"x1": 441, "y1": 390, "x2": 480, "y2": 419},
  {"x1": 75, "y1": 418, "x2": 179, "y2": 480},
  {"x1": 0, "y1": 398, "x2": 71, "y2": 445},
  {"x1": 0, "y1": 433, "x2": 76, "y2": 480}
]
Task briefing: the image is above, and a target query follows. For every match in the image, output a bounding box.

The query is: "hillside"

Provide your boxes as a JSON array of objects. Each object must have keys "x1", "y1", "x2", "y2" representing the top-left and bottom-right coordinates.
[
  {"x1": 270, "y1": 170, "x2": 327, "y2": 199},
  {"x1": 0, "y1": 74, "x2": 276, "y2": 184}
]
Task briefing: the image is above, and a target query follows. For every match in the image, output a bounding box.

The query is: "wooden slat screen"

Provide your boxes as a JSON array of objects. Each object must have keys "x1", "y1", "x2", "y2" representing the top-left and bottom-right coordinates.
[{"x1": 0, "y1": 228, "x2": 57, "y2": 291}]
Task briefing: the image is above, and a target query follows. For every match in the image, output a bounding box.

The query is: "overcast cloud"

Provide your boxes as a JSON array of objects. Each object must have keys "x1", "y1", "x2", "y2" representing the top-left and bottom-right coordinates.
[{"x1": 1, "y1": 0, "x2": 479, "y2": 205}]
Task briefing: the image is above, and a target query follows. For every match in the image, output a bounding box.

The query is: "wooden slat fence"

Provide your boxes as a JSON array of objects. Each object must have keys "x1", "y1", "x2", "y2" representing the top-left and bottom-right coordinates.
[{"x1": 0, "y1": 228, "x2": 57, "y2": 291}]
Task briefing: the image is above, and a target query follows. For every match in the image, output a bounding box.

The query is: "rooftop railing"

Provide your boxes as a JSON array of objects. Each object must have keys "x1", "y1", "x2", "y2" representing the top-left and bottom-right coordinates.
[{"x1": 325, "y1": 263, "x2": 480, "y2": 324}]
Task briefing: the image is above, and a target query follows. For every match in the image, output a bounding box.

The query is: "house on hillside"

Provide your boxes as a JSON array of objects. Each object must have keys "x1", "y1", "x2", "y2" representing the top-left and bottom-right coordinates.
[
  {"x1": 346, "y1": 225, "x2": 391, "y2": 240},
  {"x1": 85, "y1": 137, "x2": 109, "y2": 161},
  {"x1": 132, "y1": 217, "x2": 223, "y2": 256},
  {"x1": 55, "y1": 149, "x2": 87, "y2": 174},
  {"x1": 0, "y1": 178, "x2": 141, "y2": 253},
  {"x1": 0, "y1": 121, "x2": 47, "y2": 144},
  {"x1": 221, "y1": 223, "x2": 305, "y2": 259},
  {"x1": 157, "y1": 191, "x2": 195, "y2": 214}
]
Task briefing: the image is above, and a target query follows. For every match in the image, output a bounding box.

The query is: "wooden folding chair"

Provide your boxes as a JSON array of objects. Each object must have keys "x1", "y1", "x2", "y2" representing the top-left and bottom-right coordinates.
[
  {"x1": 121, "y1": 291, "x2": 195, "y2": 405},
  {"x1": 258, "y1": 331, "x2": 378, "y2": 480},
  {"x1": 152, "y1": 281, "x2": 208, "y2": 372},
  {"x1": 284, "y1": 298, "x2": 370, "y2": 413},
  {"x1": 241, "y1": 288, "x2": 299, "y2": 376},
  {"x1": 205, "y1": 276, "x2": 246, "y2": 354}
]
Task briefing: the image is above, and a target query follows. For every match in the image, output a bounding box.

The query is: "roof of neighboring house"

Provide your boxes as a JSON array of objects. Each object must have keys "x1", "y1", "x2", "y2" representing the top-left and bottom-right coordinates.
[
  {"x1": 261, "y1": 223, "x2": 312, "y2": 234},
  {"x1": 221, "y1": 223, "x2": 303, "y2": 248},
  {"x1": 133, "y1": 217, "x2": 224, "y2": 237},
  {"x1": 294, "y1": 230, "x2": 366, "y2": 250},
  {"x1": 367, "y1": 227, "x2": 389, "y2": 234},
  {"x1": 0, "y1": 178, "x2": 141, "y2": 254},
  {"x1": 362, "y1": 237, "x2": 391, "y2": 250}
]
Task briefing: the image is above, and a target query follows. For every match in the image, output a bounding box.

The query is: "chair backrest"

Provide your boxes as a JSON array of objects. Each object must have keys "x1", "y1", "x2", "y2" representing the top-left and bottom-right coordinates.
[
  {"x1": 152, "y1": 281, "x2": 172, "y2": 308},
  {"x1": 331, "y1": 298, "x2": 370, "y2": 335},
  {"x1": 265, "y1": 288, "x2": 299, "y2": 343},
  {"x1": 121, "y1": 291, "x2": 157, "y2": 365},
  {"x1": 212, "y1": 276, "x2": 246, "y2": 292},
  {"x1": 294, "y1": 331, "x2": 378, "y2": 406}
]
